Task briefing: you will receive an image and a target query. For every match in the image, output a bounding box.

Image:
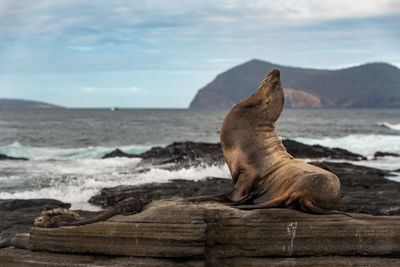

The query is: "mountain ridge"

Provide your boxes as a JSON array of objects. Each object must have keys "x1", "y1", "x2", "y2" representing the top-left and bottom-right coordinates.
[
  {"x1": 189, "y1": 60, "x2": 400, "y2": 109},
  {"x1": 0, "y1": 99, "x2": 64, "y2": 109}
]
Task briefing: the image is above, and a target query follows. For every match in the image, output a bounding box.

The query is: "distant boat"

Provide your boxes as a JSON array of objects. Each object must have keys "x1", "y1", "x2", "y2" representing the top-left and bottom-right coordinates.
[{"x1": 110, "y1": 107, "x2": 118, "y2": 112}]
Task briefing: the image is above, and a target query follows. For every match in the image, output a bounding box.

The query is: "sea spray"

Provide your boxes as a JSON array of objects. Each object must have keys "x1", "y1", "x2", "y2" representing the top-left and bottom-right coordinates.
[{"x1": 0, "y1": 156, "x2": 230, "y2": 210}]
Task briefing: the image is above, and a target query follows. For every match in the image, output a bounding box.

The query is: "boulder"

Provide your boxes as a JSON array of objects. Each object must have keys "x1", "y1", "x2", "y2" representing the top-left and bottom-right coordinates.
[
  {"x1": 103, "y1": 141, "x2": 225, "y2": 169},
  {"x1": 3, "y1": 199, "x2": 400, "y2": 265},
  {"x1": 0, "y1": 153, "x2": 28, "y2": 161},
  {"x1": 374, "y1": 151, "x2": 400, "y2": 158},
  {"x1": 89, "y1": 177, "x2": 232, "y2": 208},
  {"x1": 283, "y1": 139, "x2": 366, "y2": 160},
  {"x1": 102, "y1": 140, "x2": 365, "y2": 167},
  {"x1": 102, "y1": 148, "x2": 138, "y2": 159}
]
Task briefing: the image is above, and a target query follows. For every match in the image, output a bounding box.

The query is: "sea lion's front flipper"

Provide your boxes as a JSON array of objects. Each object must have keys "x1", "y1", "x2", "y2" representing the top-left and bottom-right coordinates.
[{"x1": 234, "y1": 193, "x2": 289, "y2": 210}]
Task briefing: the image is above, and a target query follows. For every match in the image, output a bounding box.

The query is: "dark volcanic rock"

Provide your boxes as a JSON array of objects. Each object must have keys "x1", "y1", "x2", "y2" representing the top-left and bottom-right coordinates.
[
  {"x1": 0, "y1": 153, "x2": 28, "y2": 161},
  {"x1": 97, "y1": 141, "x2": 395, "y2": 215},
  {"x1": 0, "y1": 199, "x2": 101, "y2": 247},
  {"x1": 139, "y1": 142, "x2": 224, "y2": 167},
  {"x1": 0, "y1": 199, "x2": 69, "y2": 211},
  {"x1": 102, "y1": 149, "x2": 138, "y2": 159},
  {"x1": 90, "y1": 177, "x2": 232, "y2": 208},
  {"x1": 0, "y1": 199, "x2": 70, "y2": 245},
  {"x1": 283, "y1": 139, "x2": 366, "y2": 160},
  {"x1": 103, "y1": 142, "x2": 225, "y2": 170},
  {"x1": 311, "y1": 162, "x2": 400, "y2": 215},
  {"x1": 91, "y1": 162, "x2": 400, "y2": 216},
  {"x1": 374, "y1": 151, "x2": 400, "y2": 158},
  {"x1": 102, "y1": 140, "x2": 365, "y2": 167}
]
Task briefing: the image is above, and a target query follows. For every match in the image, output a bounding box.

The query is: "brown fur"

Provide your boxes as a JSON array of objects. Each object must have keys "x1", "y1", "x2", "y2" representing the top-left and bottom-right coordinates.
[{"x1": 188, "y1": 69, "x2": 342, "y2": 214}]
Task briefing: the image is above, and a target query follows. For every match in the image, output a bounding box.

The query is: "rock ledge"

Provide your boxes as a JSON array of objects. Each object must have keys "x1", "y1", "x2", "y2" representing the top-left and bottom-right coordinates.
[{"x1": 2, "y1": 199, "x2": 400, "y2": 266}]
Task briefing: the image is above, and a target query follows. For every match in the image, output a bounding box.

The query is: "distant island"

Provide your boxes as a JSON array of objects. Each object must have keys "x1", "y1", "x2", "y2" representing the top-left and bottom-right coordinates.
[
  {"x1": 0, "y1": 99, "x2": 63, "y2": 109},
  {"x1": 189, "y1": 59, "x2": 400, "y2": 109}
]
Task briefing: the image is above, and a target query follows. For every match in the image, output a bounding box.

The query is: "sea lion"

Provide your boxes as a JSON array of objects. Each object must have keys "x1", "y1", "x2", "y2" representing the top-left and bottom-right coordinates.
[
  {"x1": 34, "y1": 197, "x2": 147, "y2": 228},
  {"x1": 189, "y1": 69, "x2": 342, "y2": 214}
]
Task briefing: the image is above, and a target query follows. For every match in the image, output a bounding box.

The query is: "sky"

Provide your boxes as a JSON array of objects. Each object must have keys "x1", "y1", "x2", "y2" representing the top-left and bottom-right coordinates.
[{"x1": 0, "y1": 0, "x2": 399, "y2": 108}]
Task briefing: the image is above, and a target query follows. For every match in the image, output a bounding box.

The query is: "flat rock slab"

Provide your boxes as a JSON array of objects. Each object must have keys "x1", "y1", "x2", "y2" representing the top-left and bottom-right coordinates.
[
  {"x1": 4, "y1": 198, "x2": 400, "y2": 265},
  {"x1": 3, "y1": 247, "x2": 400, "y2": 267},
  {"x1": 0, "y1": 247, "x2": 203, "y2": 267}
]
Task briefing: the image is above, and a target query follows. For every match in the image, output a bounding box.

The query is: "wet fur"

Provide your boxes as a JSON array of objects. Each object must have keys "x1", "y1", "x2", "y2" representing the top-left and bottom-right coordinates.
[{"x1": 188, "y1": 69, "x2": 343, "y2": 215}]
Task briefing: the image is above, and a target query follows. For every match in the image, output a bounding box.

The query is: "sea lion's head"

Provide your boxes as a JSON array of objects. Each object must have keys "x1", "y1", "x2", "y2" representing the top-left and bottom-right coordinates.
[{"x1": 258, "y1": 69, "x2": 284, "y2": 124}]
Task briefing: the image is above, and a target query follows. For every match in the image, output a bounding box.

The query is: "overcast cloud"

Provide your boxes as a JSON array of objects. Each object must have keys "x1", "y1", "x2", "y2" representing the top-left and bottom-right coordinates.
[{"x1": 0, "y1": 0, "x2": 399, "y2": 107}]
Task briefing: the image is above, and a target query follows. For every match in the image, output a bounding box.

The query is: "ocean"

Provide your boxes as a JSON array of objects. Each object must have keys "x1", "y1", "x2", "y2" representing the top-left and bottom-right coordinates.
[{"x1": 1, "y1": 108, "x2": 400, "y2": 210}]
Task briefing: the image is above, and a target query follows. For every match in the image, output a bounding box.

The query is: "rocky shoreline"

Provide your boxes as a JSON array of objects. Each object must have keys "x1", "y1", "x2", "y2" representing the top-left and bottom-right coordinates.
[
  {"x1": 1, "y1": 139, "x2": 399, "y2": 249},
  {"x1": 0, "y1": 153, "x2": 28, "y2": 161},
  {"x1": 89, "y1": 162, "x2": 400, "y2": 216}
]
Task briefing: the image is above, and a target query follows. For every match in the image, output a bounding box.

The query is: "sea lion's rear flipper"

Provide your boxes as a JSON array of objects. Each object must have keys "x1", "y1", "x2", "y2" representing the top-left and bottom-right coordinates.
[
  {"x1": 235, "y1": 194, "x2": 351, "y2": 217},
  {"x1": 300, "y1": 197, "x2": 352, "y2": 217}
]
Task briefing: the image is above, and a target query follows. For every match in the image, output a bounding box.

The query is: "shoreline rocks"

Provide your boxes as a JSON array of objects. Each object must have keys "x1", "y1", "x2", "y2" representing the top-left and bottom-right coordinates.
[
  {"x1": 0, "y1": 199, "x2": 101, "y2": 248},
  {"x1": 89, "y1": 161, "x2": 400, "y2": 216},
  {"x1": 0, "y1": 153, "x2": 28, "y2": 161},
  {"x1": 103, "y1": 140, "x2": 366, "y2": 162},
  {"x1": 374, "y1": 151, "x2": 400, "y2": 158},
  {"x1": 1, "y1": 139, "x2": 399, "y2": 254},
  {"x1": 3, "y1": 199, "x2": 400, "y2": 266},
  {"x1": 89, "y1": 178, "x2": 233, "y2": 208}
]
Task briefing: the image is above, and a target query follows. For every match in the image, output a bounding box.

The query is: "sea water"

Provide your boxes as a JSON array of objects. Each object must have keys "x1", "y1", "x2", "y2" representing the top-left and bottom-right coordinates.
[{"x1": 0, "y1": 108, "x2": 399, "y2": 210}]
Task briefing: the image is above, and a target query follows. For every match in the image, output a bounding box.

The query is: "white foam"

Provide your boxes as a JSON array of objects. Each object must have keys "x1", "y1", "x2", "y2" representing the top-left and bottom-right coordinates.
[
  {"x1": 0, "y1": 157, "x2": 230, "y2": 210},
  {"x1": 378, "y1": 122, "x2": 400, "y2": 131},
  {"x1": 0, "y1": 142, "x2": 151, "y2": 160}
]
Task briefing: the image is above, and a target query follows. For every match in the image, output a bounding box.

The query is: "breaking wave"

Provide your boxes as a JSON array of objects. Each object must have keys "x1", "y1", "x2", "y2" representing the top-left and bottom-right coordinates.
[
  {"x1": 0, "y1": 141, "x2": 150, "y2": 160},
  {"x1": 0, "y1": 151, "x2": 230, "y2": 210},
  {"x1": 377, "y1": 122, "x2": 400, "y2": 131}
]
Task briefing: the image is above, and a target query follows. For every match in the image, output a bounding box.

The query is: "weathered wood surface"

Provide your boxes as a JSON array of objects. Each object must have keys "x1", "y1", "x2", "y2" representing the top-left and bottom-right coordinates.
[{"x1": 2, "y1": 198, "x2": 400, "y2": 266}]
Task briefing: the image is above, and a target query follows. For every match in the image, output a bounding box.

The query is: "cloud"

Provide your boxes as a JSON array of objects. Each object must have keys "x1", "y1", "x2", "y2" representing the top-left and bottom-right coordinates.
[
  {"x1": 68, "y1": 46, "x2": 94, "y2": 51},
  {"x1": 1, "y1": 0, "x2": 399, "y2": 45},
  {"x1": 82, "y1": 87, "x2": 96, "y2": 92}
]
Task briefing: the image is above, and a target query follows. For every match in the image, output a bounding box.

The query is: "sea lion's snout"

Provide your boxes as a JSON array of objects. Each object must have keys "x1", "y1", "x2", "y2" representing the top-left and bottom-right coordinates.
[
  {"x1": 263, "y1": 69, "x2": 281, "y2": 93},
  {"x1": 267, "y1": 69, "x2": 281, "y2": 88},
  {"x1": 269, "y1": 69, "x2": 280, "y2": 79}
]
